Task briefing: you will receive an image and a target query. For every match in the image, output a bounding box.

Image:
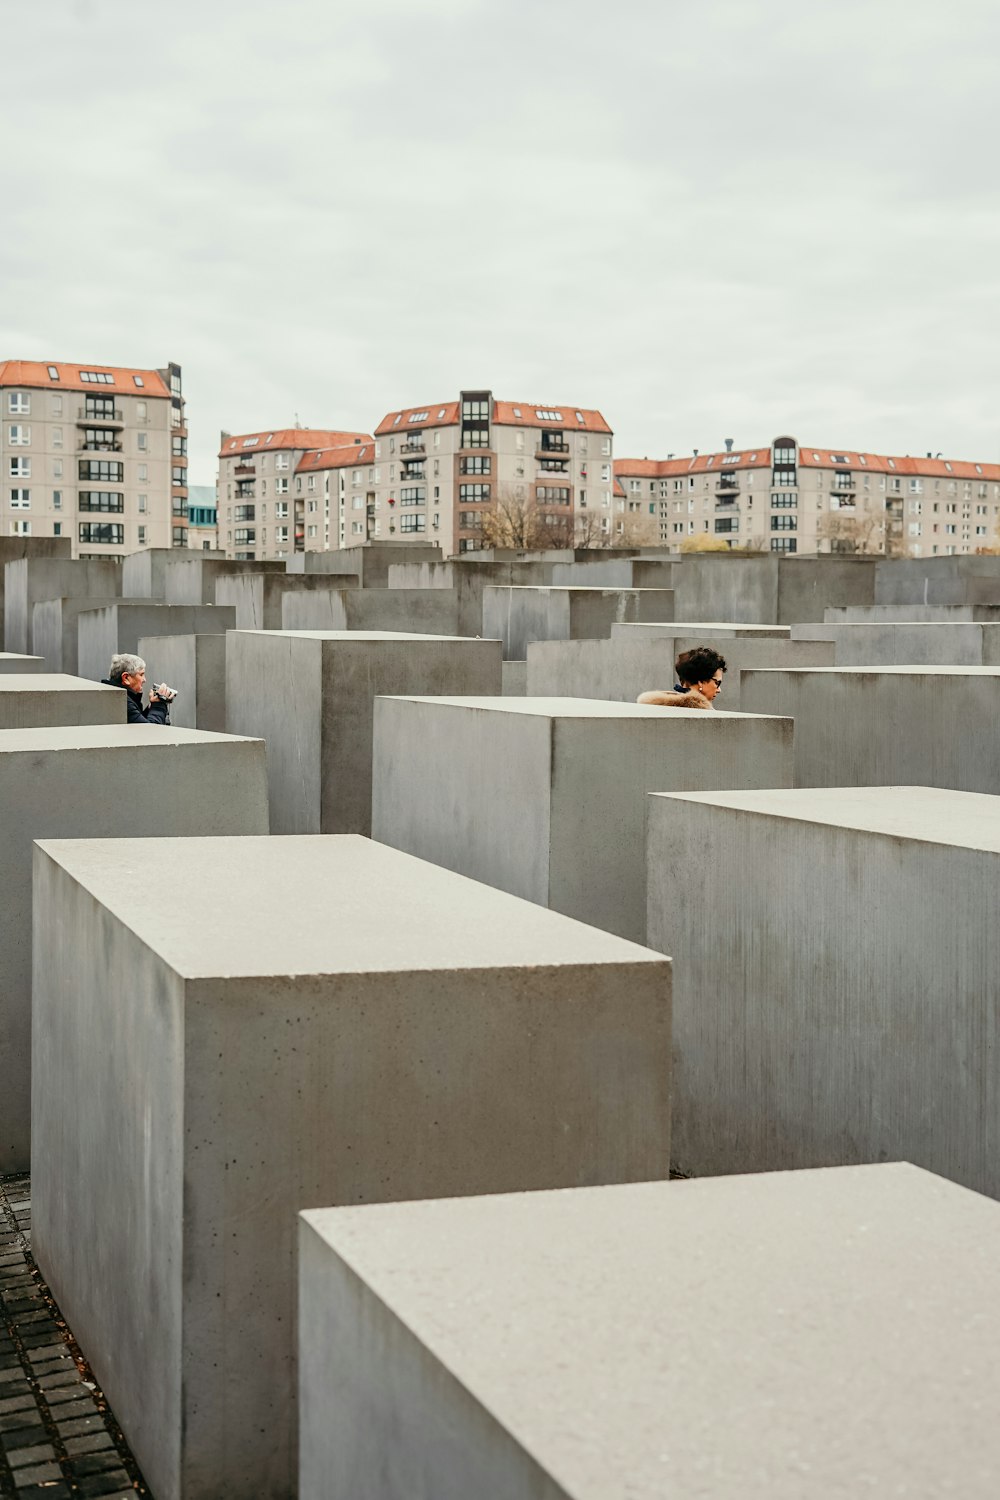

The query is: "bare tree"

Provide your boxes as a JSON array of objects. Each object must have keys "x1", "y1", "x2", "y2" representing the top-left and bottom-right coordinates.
[{"x1": 817, "y1": 507, "x2": 886, "y2": 555}]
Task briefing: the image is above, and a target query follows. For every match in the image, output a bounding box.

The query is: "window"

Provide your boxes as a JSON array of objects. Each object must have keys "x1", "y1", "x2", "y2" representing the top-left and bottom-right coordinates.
[
  {"x1": 78, "y1": 460, "x2": 123, "y2": 482},
  {"x1": 52, "y1": 459, "x2": 62, "y2": 478},
  {"x1": 234, "y1": 528, "x2": 256, "y2": 544},
  {"x1": 308, "y1": 475, "x2": 316, "y2": 491},
  {"x1": 79, "y1": 492, "x2": 124, "y2": 512},
  {"x1": 52, "y1": 427, "x2": 62, "y2": 447},
  {"x1": 770, "y1": 536, "x2": 797, "y2": 552},
  {"x1": 138, "y1": 432, "x2": 148, "y2": 451},
  {"x1": 400, "y1": 487, "x2": 427, "y2": 505},
  {"x1": 459, "y1": 484, "x2": 489, "y2": 502},
  {"x1": 53, "y1": 522, "x2": 62, "y2": 535},
  {"x1": 275, "y1": 502, "x2": 289, "y2": 519},
  {"x1": 9, "y1": 489, "x2": 30, "y2": 508},
  {"x1": 275, "y1": 477, "x2": 288, "y2": 494},
  {"x1": 172, "y1": 467, "x2": 185, "y2": 485},
  {"x1": 136, "y1": 401, "x2": 147, "y2": 422},
  {"x1": 400, "y1": 514, "x2": 426, "y2": 532},
  {"x1": 10, "y1": 520, "x2": 31, "y2": 535},
  {"x1": 8, "y1": 425, "x2": 30, "y2": 445},
  {"x1": 84, "y1": 396, "x2": 117, "y2": 421},
  {"x1": 138, "y1": 525, "x2": 147, "y2": 544},
  {"x1": 536, "y1": 486, "x2": 570, "y2": 503},
  {"x1": 79, "y1": 371, "x2": 115, "y2": 384},
  {"x1": 771, "y1": 491, "x2": 797, "y2": 508},
  {"x1": 771, "y1": 514, "x2": 797, "y2": 530},
  {"x1": 307, "y1": 525, "x2": 317, "y2": 538},
  {"x1": 275, "y1": 526, "x2": 289, "y2": 543},
  {"x1": 460, "y1": 455, "x2": 491, "y2": 474},
  {"x1": 9, "y1": 457, "x2": 30, "y2": 477},
  {"x1": 715, "y1": 517, "x2": 737, "y2": 533},
  {"x1": 138, "y1": 494, "x2": 147, "y2": 512},
  {"x1": 79, "y1": 522, "x2": 123, "y2": 544},
  {"x1": 47, "y1": 366, "x2": 60, "y2": 381},
  {"x1": 234, "y1": 505, "x2": 255, "y2": 522},
  {"x1": 138, "y1": 464, "x2": 148, "y2": 482},
  {"x1": 459, "y1": 511, "x2": 484, "y2": 528},
  {"x1": 52, "y1": 490, "x2": 62, "y2": 509},
  {"x1": 8, "y1": 393, "x2": 29, "y2": 414},
  {"x1": 81, "y1": 427, "x2": 119, "y2": 451}
]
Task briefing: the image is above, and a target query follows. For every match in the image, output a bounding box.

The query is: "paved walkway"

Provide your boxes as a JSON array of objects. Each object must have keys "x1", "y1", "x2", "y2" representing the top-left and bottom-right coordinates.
[{"x1": 0, "y1": 1176, "x2": 147, "y2": 1498}]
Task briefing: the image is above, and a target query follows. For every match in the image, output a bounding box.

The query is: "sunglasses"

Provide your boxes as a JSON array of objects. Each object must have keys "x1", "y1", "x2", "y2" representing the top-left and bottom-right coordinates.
[{"x1": 709, "y1": 677, "x2": 724, "y2": 689}]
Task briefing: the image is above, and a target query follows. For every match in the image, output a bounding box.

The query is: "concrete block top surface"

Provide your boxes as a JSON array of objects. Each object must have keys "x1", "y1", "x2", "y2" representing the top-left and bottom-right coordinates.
[
  {"x1": 651, "y1": 784, "x2": 1000, "y2": 851},
  {"x1": 746, "y1": 664, "x2": 1000, "y2": 677},
  {"x1": 36, "y1": 835, "x2": 665, "y2": 978},
  {"x1": 302, "y1": 1163, "x2": 1000, "y2": 1500},
  {"x1": 613, "y1": 621, "x2": 789, "y2": 636},
  {"x1": 234, "y1": 628, "x2": 484, "y2": 643},
  {"x1": 387, "y1": 694, "x2": 788, "y2": 723},
  {"x1": 0, "y1": 724, "x2": 260, "y2": 754},
  {"x1": 0, "y1": 673, "x2": 118, "y2": 695}
]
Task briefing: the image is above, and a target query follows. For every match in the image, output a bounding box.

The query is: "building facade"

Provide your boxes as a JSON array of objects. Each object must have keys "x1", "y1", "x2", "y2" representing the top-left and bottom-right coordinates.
[
  {"x1": 0, "y1": 358, "x2": 187, "y2": 560},
  {"x1": 371, "y1": 391, "x2": 614, "y2": 555},
  {"x1": 216, "y1": 428, "x2": 371, "y2": 560},
  {"x1": 615, "y1": 437, "x2": 1000, "y2": 557},
  {"x1": 186, "y1": 484, "x2": 219, "y2": 551}
]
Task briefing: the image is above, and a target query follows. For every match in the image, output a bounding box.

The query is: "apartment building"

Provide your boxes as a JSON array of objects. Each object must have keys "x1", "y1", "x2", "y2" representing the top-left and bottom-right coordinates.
[
  {"x1": 0, "y1": 358, "x2": 187, "y2": 559},
  {"x1": 216, "y1": 427, "x2": 371, "y2": 560},
  {"x1": 186, "y1": 484, "x2": 219, "y2": 551},
  {"x1": 615, "y1": 436, "x2": 1000, "y2": 557},
  {"x1": 371, "y1": 390, "x2": 614, "y2": 554}
]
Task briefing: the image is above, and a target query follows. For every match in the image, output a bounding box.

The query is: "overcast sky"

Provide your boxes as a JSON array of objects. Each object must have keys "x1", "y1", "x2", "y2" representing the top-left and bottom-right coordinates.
[{"x1": 2, "y1": 0, "x2": 998, "y2": 483}]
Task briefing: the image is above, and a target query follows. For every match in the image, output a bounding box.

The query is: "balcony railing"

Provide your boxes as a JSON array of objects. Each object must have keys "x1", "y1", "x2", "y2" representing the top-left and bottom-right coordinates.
[
  {"x1": 715, "y1": 476, "x2": 740, "y2": 492},
  {"x1": 77, "y1": 407, "x2": 123, "y2": 424},
  {"x1": 78, "y1": 438, "x2": 122, "y2": 452},
  {"x1": 715, "y1": 498, "x2": 738, "y2": 510},
  {"x1": 234, "y1": 463, "x2": 256, "y2": 476},
  {"x1": 401, "y1": 467, "x2": 426, "y2": 480},
  {"x1": 400, "y1": 440, "x2": 425, "y2": 454},
  {"x1": 235, "y1": 487, "x2": 256, "y2": 500},
  {"x1": 535, "y1": 442, "x2": 570, "y2": 457}
]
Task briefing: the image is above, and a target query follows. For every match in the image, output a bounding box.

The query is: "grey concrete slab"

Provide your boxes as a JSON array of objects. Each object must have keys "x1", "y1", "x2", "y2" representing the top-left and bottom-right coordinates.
[
  {"x1": 387, "y1": 559, "x2": 558, "y2": 634},
  {"x1": 529, "y1": 630, "x2": 834, "y2": 708},
  {"x1": 286, "y1": 542, "x2": 442, "y2": 585},
  {"x1": 163, "y1": 555, "x2": 285, "y2": 605},
  {"x1": 372, "y1": 696, "x2": 792, "y2": 942},
  {"x1": 789, "y1": 621, "x2": 1000, "y2": 666},
  {"x1": 226, "y1": 630, "x2": 503, "y2": 834},
  {"x1": 0, "y1": 726, "x2": 266, "y2": 1170},
  {"x1": 827, "y1": 603, "x2": 1000, "y2": 623},
  {"x1": 0, "y1": 674, "x2": 124, "y2": 729},
  {"x1": 611, "y1": 620, "x2": 790, "y2": 640},
  {"x1": 121, "y1": 547, "x2": 221, "y2": 600},
  {"x1": 32, "y1": 834, "x2": 670, "y2": 1500},
  {"x1": 741, "y1": 665, "x2": 1000, "y2": 790},
  {"x1": 875, "y1": 555, "x2": 1000, "y2": 606},
  {"x1": 137, "y1": 633, "x2": 227, "y2": 732},
  {"x1": 671, "y1": 555, "x2": 877, "y2": 624},
  {"x1": 299, "y1": 1163, "x2": 1000, "y2": 1500},
  {"x1": 0, "y1": 537, "x2": 71, "y2": 648},
  {"x1": 502, "y1": 660, "x2": 527, "y2": 695},
  {"x1": 647, "y1": 785, "x2": 1000, "y2": 1193},
  {"x1": 483, "y1": 586, "x2": 676, "y2": 660},
  {"x1": 214, "y1": 570, "x2": 357, "y2": 629},
  {"x1": 4, "y1": 558, "x2": 122, "y2": 654},
  {"x1": 31, "y1": 595, "x2": 137, "y2": 672},
  {"x1": 76, "y1": 603, "x2": 236, "y2": 681},
  {"x1": 0, "y1": 651, "x2": 47, "y2": 674},
  {"x1": 281, "y1": 586, "x2": 461, "y2": 634}
]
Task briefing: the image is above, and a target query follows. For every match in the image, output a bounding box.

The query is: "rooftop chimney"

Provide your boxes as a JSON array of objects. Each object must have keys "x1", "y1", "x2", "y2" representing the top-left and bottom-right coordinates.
[
  {"x1": 693, "y1": 449, "x2": 699, "y2": 457},
  {"x1": 724, "y1": 438, "x2": 734, "y2": 452}
]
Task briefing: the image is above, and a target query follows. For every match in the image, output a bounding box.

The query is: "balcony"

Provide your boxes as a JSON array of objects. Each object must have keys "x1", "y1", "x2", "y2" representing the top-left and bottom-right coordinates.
[
  {"x1": 832, "y1": 474, "x2": 855, "y2": 493},
  {"x1": 234, "y1": 463, "x2": 256, "y2": 476},
  {"x1": 401, "y1": 466, "x2": 426, "y2": 480},
  {"x1": 535, "y1": 441, "x2": 570, "y2": 457},
  {"x1": 77, "y1": 437, "x2": 123, "y2": 452},
  {"x1": 400, "y1": 440, "x2": 425, "y2": 454},
  {"x1": 76, "y1": 407, "x2": 123, "y2": 425},
  {"x1": 715, "y1": 498, "x2": 739, "y2": 510},
  {"x1": 715, "y1": 475, "x2": 740, "y2": 493},
  {"x1": 235, "y1": 486, "x2": 256, "y2": 500}
]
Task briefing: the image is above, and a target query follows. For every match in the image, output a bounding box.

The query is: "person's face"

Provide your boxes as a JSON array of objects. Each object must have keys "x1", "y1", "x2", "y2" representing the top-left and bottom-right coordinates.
[
  {"x1": 121, "y1": 667, "x2": 145, "y2": 693},
  {"x1": 696, "y1": 670, "x2": 724, "y2": 702}
]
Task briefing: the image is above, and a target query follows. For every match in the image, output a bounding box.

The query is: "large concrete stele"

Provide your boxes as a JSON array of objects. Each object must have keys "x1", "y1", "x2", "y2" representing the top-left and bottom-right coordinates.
[
  {"x1": 32, "y1": 595, "x2": 134, "y2": 672},
  {"x1": 741, "y1": 665, "x2": 1000, "y2": 791},
  {"x1": 121, "y1": 547, "x2": 224, "y2": 600},
  {"x1": 137, "y1": 633, "x2": 227, "y2": 732},
  {"x1": 163, "y1": 556, "x2": 285, "y2": 605},
  {"x1": 875, "y1": 554, "x2": 1000, "y2": 606},
  {"x1": 0, "y1": 726, "x2": 266, "y2": 1171},
  {"x1": 286, "y1": 541, "x2": 442, "y2": 586},
  {"x1": 299, "y1": 1163, "x2": 1000, "y2": 1500},
  {"x1": 3, "y1": 558, "x2": 122, "y2": 654},
  {"x1": 214, "y1": 571, "x2": 358, "y2": 629},
  {"x1": 32, "y1": 835, "x2": 671, "y2": 1500},
  {"x1": 789, "y1": 620, "x2": 1000, "y2": 667},
  {"x1": 227, "y1": 630, "x2": 503, "y2": 834},
  {"x1": 671, "y1": 554, "x2": 877, "y2": 625},
  {"x1": 372, "y1": 696, "x2": 793, "y2": 942},
  {"x1": 0, "y1": 674, "x2": 124, "y2": 730},
  {"x1": 0, "y1": 652, "x2": 47, "y2": 674},
  {"x1": 280, "y1": 586, "x2": 461, "y2": 634},
  {"x1": 387, "y1": 559, "x2": 559, "y2": 635},
  {"x1": 76, "y1": 603, "x2": 235, "y2": 682},
  {"x1": 647, "y1": 785, "x2": 1000, "y2": 1193},
  {"x1": 0, "y1": 536, "x2": 71, "y2": 648},
  {"x1": 482, "y1": 586, "x2": 676, "y2": 660}
]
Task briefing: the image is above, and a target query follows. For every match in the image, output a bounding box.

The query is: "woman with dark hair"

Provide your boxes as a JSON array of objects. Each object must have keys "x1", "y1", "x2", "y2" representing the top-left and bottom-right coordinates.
[{"x1": 636, "y1": 646, "x2": 727, "y2": 710}]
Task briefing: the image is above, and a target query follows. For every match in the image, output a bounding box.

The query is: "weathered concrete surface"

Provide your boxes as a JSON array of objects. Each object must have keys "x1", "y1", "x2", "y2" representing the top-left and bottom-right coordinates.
[
  {"x1": 0, "y1": 674, "x2": 124, "y2": 729},
  {"x1": 299, "y1": 1163, "x2": 1000, "y2": 1500},
  {"x1": 287, "y1": 542, "x2": 442, "y2": 585},
  {"x1": 611, "y1": 621, "x2": 790, "y2": 641},
  {"x1": 373, "y1": 696, "x2": 792, "y2": 942},
  {"x1": 502, "y1": 660, "x2": 527, "y2": 695},
  {"x1": 827, "y1": 603, "x2": 1000, "y2": 623},
  {"x1": 214, "y1": 571, "x2": 356, "y2": 629},
  {"x1": 0, "y1": 537, "x2": 71, "y2": 648},
  {"x1": 32, "y1": 834, "x2": 670, "y2": 1500},
  {"x1": 388, "y1": 559, "x2": 557, "y2": 635},
  {"x1": 0, "y1": 652, "x2": 47, "y2": 674},
  {"x1": 875, "y1": 555, "x2": 1000, "y2": 606},
  {"x1": 32, "y1": 596, "x2": 134, "y2": 672},
  {"x1": 163, "y1": 556, "x2": 285, "y2": 605},
  {"x1": 648, "y1": 786, "x2": 1000, "y2": 1196},
  {"x1": 483, "y1": 586, "x2": 676, "y2": 660},
  {"x1": 137, "y1": 634, "x2": 227, "y2": 732},
  {"x1": 281, "y1": 586, "x2": 461, "y2": 634},
  {"x1": 741, "y1": 666, "x2": 1000, "y2": 790},
  {"x1": 122, "y1": 548, "x2": 224, "y2": 600},
  {"x1": 227, "y1": 630, "x2": 503, "y2": 834},
  {"x1": 0, "y1": 726, "x2": 266, "y2": 1171},
  {"x1": 789, "y1": 621, "x2": 1000, "y2": 666},
  {"x1": 671, "y1": 555, "x2": 877, "y2": 624},
  {"x1": 76, "y1": 603, "x2": 236, "y2": 681},
  {"x1": 528, "y1": 629, "x2": 834, "y2": 708},
  {"x1": 4, "y1": 558, "x2": 122, "y2": 654}
]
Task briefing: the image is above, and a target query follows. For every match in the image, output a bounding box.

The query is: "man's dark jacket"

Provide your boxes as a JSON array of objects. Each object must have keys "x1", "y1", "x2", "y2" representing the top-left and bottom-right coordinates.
[{"x1": 101, "y1": 678, "x2": 170, "y2": 725}]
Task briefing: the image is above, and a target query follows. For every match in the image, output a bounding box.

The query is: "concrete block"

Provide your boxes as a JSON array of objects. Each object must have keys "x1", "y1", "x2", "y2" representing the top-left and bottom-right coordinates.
[
  {"x1": 214, "y1": 571, "x2": 356, "y2": 629},
  {"x1": 0, "y1": 726, "x2": 266, "y2": 1170},
  {"x1": 482, "y1": 586, "x2": 676, "y2": 660},
  {"x1": 281, "y1": 586, "x2": 461, "y2": 634},
  {"x1": 76, "y1": 603, "x2": 236, "y2": 681},
  {"x1": 32, "y1": 834, "x2": 670, "y2": 1500},
  {"x1": 827, "y1": 603, "x2": 1000, "y2": 623},
  {"x1": 137, "y1": 634, "x2": 227, "y2": 732},
  {"x1": 875, "y1": 555, "x2": 1000, "y2": 606},
  {"x1": 0, "y1": 652, "x2": 47, "y2": 674},
  {"x1": 672, "y1": 555, "x2": 877, "y2": 624},
  {"x1": 387, "y1": 559, "x2": 557, "y2": 634},
  {"x1": 741, "y1": 666, "x2": 1000, "y2": 790},
  {"x1": 31, "y1": 595, "x2": 133, "y2": 672},
  {"x1": 528, "y1": 627, "x2": 834, "y2": 708},
  {"x1": 226, "y1": 630, "x2": 503, "y2": 834},
  {"x1": 4, "y1": 558, "x2": 122, "y2": 654},
  {"x1": 0, "y1": 674, "x2": 124, "y2": 730},
  {"x1": 286, "y1": 542, "x2": 442, "y2": 585},
  {"x1": 372, "y1": 696, "x2": 793, "y2": 942},
  {"x1": 647, "y1": 785, "x2": 1000, "y2": 1194},
  {"x1": 121, "y1": 547, "x2": 221, "y2": 600},
  {"x1": 300, "y1": 1163, "x2": 1000, "y2": 1500},
  {"x1": 0, "y1": 537, "x2": 71, "y2": 647},
  {"x1": 163, "y1": 556, "x2": 285, "y2": 605},
  {"x1": 792, "y1": 621, "x2": 1000, "y2": 667},
  {"x1": 502, "y1": 660, "x2": 527, "y2": 695}
]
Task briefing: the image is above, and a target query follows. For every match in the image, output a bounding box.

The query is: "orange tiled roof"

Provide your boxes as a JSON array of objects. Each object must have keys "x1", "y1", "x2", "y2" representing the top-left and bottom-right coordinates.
[
  {"x1": 375, "y1": 403, "x2": 459, "y2": 436},
  {"x1": 0, "y1": 359, "x2": 170, "y2": 398},
  {"x1": 219, "y1": 428, "x2": 370, "y2": 459},
  {"x1": 615, "y1": 449, "x2": 770, "y2": 478},
  {"x1": 617, "y1": 444, "x2": 1000, "y2": 483},
  {"x1": 493, "y1": 401, "x2": 612, "y2": 435},
  {"x1": 296, "y1": 442, "x2": 375, "y2": 473}
]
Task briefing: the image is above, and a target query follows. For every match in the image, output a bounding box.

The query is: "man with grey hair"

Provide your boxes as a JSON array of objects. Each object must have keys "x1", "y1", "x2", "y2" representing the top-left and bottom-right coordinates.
[{"x1": 101, "y1": 653, "x2": 176, "y2": 725}]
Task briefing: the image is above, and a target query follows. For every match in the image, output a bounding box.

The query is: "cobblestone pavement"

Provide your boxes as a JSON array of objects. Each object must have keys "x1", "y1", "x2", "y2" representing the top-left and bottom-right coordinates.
[{"x1": 0, "y1": 1176, "x2": 148, "y2": 1499}]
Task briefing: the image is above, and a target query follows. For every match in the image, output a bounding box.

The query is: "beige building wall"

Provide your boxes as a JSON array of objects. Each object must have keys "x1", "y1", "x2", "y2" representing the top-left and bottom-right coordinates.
[
  {"x1": 0, "y1": 360, "x2": 183, "y2": 560},
  {"x1": 216, "y1": 428, "x2": 371, "y2": 560}
]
